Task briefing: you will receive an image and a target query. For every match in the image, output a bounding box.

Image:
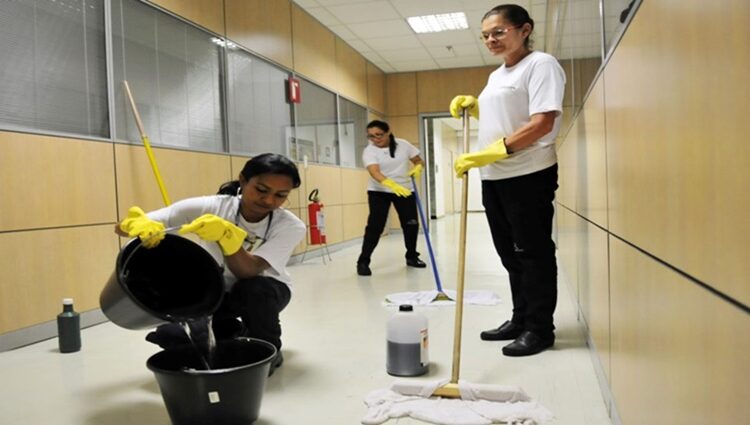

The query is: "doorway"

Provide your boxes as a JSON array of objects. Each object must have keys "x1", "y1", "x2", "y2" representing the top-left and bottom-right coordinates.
[{"x1": 419, "y1": 114, "x2": 483, "y2": 227}]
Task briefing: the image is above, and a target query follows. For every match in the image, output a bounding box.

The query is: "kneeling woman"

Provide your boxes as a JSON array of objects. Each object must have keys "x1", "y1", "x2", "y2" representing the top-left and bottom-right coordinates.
[{"x1": 117, "y1": 153, "x2": 305, "y2": 373}]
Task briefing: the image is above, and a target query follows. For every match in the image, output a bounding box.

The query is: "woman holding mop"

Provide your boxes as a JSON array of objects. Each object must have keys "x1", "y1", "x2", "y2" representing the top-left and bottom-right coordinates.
[
  {"x1": 356, "y1": 120, "x2": 426, "y2": 276},
  {"x1": 116, "y1": 153, "x2": 305, "y2": 374},
  {"x1": 450, "y1": 4, "x2": 565, "y2": 356}
]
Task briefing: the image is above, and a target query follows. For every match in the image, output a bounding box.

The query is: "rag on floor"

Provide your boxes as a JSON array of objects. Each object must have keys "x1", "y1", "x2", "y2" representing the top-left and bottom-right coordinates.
[
  {"x1": 384, "y1": 290, "x2": 500, "y2": 307},
  {"x1": 362, "y1": 379, "x2": 553, "y2": 425}
]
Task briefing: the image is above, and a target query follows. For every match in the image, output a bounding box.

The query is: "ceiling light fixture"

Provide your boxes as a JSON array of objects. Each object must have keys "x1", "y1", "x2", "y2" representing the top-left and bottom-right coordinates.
[{"x1": 407, "y1": 12, "x2": 469, "y2": 34}]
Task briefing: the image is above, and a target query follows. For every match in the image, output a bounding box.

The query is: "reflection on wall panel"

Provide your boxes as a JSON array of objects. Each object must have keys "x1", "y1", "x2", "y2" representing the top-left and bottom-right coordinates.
[
  {"x1": 610, "y1": 237, "x2": 750, "y2": 424},
  {"x1": 0, "y1": 132, "x2": 116, "y2": 231},
  {"x1": 225, "y1": 0, "x2": 294, "y2": 69},
  {"x1": 578, "y1": 78, "x2": 608, "y2": 227},
  {"x1": 0, "y1": 226, "x2": 120, "y2": 334}
]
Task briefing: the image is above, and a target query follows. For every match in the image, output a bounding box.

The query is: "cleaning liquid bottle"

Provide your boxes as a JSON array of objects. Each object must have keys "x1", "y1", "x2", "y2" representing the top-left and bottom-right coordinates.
[
  {"x1": 57, "y1": 298, "x2": 81, "y2": 353},
  {"x1": 386, "y1": 304, "x2": 428, "y2": 376}
]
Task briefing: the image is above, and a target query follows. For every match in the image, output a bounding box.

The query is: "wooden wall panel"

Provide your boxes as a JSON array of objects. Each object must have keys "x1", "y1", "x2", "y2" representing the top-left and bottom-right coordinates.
[
  {"x1": 291, "y1": 5, "x2": 337, "y2": 90},
  {"x1": 367, "y1": 62, "x2": 386, "y2": 114},
  {"x1": 556, "y1": 206, "x2": 579, "y2": 302},
  {"x1": 578, "y1": 78, "x2": 608, "y2": 227},
  {"x1": 604, "y1": 0, "x2": 750, "y2": 305},
  {"x1": 343, "y1": 203, "x2": 368, "y2": 241},
  {"x1": 115, "y1": 145, "x2": 232, "y2": 217},
  {"x1": 335, "y1": 39, "x2": 368, "y2": 106},
  {"x1": 609, "y1": 237, "x2": 750, "y2": 424},
  {"x1": 578, "y1": 220, "x2": 610, "y2": 382},
  {"x1": 150, "y1": 0, "x2": 224, "y2": 35},
  {"x1": 288, "y1": 208, "x2": 307, "y2": 255},
  {"x1": 0, "y1": 133, "x2": 116, "y2": 231},
  {"x1": 340, "y1": 168, "x2": 369, "y2": 205},
  {"x1": 387, "y1": 115, "x2": 419, "y2": 149},
  {"x1": 416, "y1": 67, "x2": 495, "y2": 113},
  {"x1": 385, "y1": 73, "x2": 417, "y2": 116},
  {"x1": 225, "y1": 0, "x2": 294, "y2": 69},
  {"x1": 303, "y1": 164, "x2": 342, "y2": 206},
  {"x1": 0, "y1": 226, "x2": 120, "y2": 333},
  {"x1": 556, "y1": 121, "x2": 578, "y2": 211},
  {"x1": 322, "y1": 205, "x2": 343, "y2": 244}
]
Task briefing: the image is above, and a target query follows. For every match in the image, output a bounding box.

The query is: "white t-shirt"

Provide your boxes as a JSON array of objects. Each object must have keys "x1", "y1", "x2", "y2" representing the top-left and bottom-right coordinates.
[
  {"x1": 147, "y1": 195, "x2": 305, "y2": 291},
  {"x1": 362, "y1": 138, "x2": 420, "y2": 192},
  {"x1": 477, "y1": 50, "x2": 566, "y2": 180}
]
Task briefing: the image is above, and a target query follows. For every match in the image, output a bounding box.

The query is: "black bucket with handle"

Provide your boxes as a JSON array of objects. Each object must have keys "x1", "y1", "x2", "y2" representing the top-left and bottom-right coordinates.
[{"x1": 100, "y1": 234, "x2": 224, "y2": 330}]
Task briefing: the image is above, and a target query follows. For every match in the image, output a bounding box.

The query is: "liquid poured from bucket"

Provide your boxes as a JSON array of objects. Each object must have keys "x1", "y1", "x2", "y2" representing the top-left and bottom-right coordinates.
[{"x1": 180, "y1": 316, "x2": 217, "y2": 370}]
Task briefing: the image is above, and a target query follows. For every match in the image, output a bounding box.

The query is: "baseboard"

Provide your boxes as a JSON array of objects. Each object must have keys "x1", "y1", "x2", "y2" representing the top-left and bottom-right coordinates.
[{"x1": 0, "y1": 309, "x2": 108, "y2": 352}]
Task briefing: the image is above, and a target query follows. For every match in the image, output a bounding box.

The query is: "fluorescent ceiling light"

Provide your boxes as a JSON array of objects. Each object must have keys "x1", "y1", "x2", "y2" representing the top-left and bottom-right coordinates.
[{"x1": 407, "y1": 12, "x2": 468, "y2": 34}]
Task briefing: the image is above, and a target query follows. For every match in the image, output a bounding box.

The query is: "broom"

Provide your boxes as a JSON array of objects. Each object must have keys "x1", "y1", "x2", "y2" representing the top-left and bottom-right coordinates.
[
  {"x1": 410, "y1": 175, "x2": 453, "y2": 302},
  {"x1": 122, "y1": 80, "x2": 171, "y2": 206}
]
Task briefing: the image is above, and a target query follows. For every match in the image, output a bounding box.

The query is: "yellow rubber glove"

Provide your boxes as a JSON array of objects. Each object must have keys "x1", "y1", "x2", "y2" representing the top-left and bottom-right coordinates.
[
  {"x1": 179, "y1": 214, "x2": 248, "y2": 256},
  {"x1": 381, "y1": 178, "x2": 411, "y2": 197},
  {"x1": 449, "y1": 95, "x2": 479, "y2": 120},
  {"x1": 119, "y1": 206, "x2": 166, "y2": 248},
  {"x1": 454, "y1": 138, "x2": 510, "y2": 177},
  {"x1": 407, "y1": 163, "x2": 423, "y2": 181}
]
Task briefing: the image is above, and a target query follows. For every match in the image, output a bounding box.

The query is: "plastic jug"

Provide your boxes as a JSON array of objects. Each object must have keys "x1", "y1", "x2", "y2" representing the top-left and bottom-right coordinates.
[{"x1": 386, "y1": 304, "x2": 428, "y2": 376}]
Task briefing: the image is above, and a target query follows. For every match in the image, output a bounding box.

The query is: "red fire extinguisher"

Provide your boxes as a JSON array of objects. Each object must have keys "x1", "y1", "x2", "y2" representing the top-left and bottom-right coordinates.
[{"x1": 308, "y1": 189, "x2": 326, "y2": 245}]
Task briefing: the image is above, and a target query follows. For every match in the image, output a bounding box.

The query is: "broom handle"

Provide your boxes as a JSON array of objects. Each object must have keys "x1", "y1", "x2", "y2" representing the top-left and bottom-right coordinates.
[
  {"x1": 123, "y1": 81, "x2": 171, "y2": 206},
  {"x1": 410, "y1": 175, "x2": 445, "y2": 293},
  {"x1": 449, "y1": 110, "x2": 471, "y2": 384}
]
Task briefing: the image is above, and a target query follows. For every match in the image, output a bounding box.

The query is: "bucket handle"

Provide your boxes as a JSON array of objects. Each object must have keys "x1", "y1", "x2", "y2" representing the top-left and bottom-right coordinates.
[{"x1": 119, "y1": 226, "x2": 182, "y2": 279}]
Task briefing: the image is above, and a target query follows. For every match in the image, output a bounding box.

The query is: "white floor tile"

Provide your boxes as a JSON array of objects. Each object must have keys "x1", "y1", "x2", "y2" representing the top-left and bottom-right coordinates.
[{"x1": 0, "y1": 213, "x2": 611, "y2": 425}]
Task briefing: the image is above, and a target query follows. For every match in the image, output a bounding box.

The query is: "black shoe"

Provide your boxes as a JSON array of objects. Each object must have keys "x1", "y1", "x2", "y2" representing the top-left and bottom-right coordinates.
[
  {"x1": 268, "y1": 351, "x2": 283, "y2": 377},
  {"x1": 502, "y1": 331, "x2": 555, "y2": 357},
  {"x1": 357, "y1": 263, "x2": 372, "y2": 276},
  {"x1": 406, "y1": 258, "x2": 426, "y2": 268},
  {"x1": 480, "y1": 320, "x2": 524, "y2": 341}
]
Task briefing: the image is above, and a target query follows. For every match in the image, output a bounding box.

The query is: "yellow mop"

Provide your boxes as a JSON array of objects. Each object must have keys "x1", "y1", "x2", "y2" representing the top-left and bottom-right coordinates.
[{"x1": 122, "y1": 80, "x2": 171, "y2": 206}]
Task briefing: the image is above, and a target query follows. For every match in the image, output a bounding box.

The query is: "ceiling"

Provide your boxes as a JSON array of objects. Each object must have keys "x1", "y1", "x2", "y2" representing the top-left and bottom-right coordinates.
[{"x1": 291, "y1": 0, "x2": 605, "y2": 73}]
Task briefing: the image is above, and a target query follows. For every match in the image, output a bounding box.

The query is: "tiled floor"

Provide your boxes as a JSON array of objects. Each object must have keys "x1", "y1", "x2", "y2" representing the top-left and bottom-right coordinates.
[{"x1": 0, "y1": 213, "x2": 612, "y2": 425}]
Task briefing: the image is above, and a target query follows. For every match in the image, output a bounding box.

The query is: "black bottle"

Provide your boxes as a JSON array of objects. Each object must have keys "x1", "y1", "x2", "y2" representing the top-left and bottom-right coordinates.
[{"x1": 57, "y1": 298, "x2": 81, "y2": 353}]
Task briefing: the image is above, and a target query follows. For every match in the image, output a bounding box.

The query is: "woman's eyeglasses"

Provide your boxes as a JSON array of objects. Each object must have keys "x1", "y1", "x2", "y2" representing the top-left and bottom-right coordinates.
[
  {"x1": 480, "y1": 25, "x2": 521, "y2": 41},
  {"x1": 367, "y1": 132, "x2": 386, "y2": 140}
]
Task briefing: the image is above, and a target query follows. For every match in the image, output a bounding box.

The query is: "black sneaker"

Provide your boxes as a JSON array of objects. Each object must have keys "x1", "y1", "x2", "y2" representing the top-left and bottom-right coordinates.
[
  {"x1": 406, "y1": 258, "x2": 427, "y2": 268},
  {"x1": 357, "y1": 263, "x2": 372, "y2": 276}
]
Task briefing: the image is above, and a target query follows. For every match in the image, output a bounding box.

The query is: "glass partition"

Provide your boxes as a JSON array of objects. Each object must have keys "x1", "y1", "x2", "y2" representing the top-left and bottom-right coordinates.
[
  {"x1": 337, "y1": 97, "x2": 368, "y2": 168},
  {"x1": 226, "y1": 48, "x2": 293, "y2": 156},
  {"x1": 291, "y1": 78, "x2": 338, "y2": 165},
  {"x1": 0, "y1": 0, "x2": 108, "y2": 138},
  {"x1": 111, "y1": 0, "x2": 224, "y2": 152}
]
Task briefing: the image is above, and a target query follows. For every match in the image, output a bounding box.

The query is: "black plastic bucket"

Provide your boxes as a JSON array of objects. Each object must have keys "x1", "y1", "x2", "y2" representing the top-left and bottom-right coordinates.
[
  {"x1": 100, "y1": 234, "x2": 225, "y2": 330},
  {"x1": 147, "y1": 338, "x2": 277, "y2": 425}
]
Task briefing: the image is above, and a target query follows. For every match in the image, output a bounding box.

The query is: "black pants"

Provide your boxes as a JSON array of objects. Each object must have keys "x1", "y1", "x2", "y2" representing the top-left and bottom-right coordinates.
[
  {"x1": 358, "y1": 190, "x2": 420, "y2": 265},
  {"x1": 481, "y1": 164, "x2": 558, "y2": 337},
  {"x1": 150, "y1": 276, "x2": 291, "y2": 350}
]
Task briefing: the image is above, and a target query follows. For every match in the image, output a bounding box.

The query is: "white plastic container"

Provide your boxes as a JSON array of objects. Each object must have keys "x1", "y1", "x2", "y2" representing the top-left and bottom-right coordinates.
[{"x1": 386, "y1": 304, "x2": 429, "y2": 376}]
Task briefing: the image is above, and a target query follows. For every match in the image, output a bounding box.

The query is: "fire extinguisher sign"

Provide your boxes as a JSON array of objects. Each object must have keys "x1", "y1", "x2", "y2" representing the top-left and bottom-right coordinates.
[{"x1": 308, "y1": 189, "x2": 327, "y2": 245}]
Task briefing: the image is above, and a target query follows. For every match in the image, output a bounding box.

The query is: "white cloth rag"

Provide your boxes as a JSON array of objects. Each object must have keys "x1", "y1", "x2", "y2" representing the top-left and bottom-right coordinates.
[
  {"x1": 362, "y1": 379, "x2": 553, "y2": 425},
  {"x1": 384, "y1": 290, "x2": 500, "y2": 307}
]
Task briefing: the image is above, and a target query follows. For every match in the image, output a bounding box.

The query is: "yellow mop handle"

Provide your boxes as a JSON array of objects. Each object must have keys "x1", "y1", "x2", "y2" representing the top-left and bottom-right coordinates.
[{"x1": 122, "y1": 81, "x2": 171, "y2": 206}]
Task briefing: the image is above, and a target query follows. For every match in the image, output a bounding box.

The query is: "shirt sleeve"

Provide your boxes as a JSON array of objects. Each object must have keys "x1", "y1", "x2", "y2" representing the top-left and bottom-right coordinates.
[
  {"x1": 362, "y1": 145, "x2": 378, "y2": 166},
  {"x1": 528, "y1": 58, "x2": 566, "y2": 116}
]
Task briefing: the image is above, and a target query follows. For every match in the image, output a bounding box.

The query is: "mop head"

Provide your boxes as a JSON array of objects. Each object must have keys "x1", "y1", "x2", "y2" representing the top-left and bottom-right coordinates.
[
  {"x1": 362, "y1": 379, "x2": 553, "y2": 425},
  {"x1": 384, "y1": 290, "x2": 500, "y2": 307}
]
